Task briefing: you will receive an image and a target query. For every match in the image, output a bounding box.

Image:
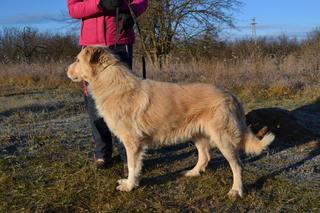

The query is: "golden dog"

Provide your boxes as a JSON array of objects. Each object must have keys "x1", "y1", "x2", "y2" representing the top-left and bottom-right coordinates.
[{"x1": 67, "y1": 46, "x2": 274, "y2": 198}]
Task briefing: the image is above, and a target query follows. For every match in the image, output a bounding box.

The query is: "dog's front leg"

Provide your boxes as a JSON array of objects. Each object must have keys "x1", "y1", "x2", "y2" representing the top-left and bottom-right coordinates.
[{"x1": 116, "y1": 139, "x2": 144, "y2": 192}]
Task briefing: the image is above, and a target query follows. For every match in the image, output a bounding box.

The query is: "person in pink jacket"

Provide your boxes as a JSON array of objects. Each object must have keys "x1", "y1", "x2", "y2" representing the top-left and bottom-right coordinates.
[{"x1": 67, "y1": 0, "x2": 148, "y2": 169}]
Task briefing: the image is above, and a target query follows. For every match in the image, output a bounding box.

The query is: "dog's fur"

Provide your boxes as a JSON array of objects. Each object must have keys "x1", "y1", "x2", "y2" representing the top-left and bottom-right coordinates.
[{"x1": 67, "y1": 46, "x2": 274, "y2": 198}]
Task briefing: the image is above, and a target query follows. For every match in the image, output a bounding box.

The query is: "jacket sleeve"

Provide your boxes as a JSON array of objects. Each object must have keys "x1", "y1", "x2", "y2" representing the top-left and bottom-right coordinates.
[
  {"x1": 68, "y1": 0, "x2": 103, "y2": 19},
  {"x1": 129, "y1": 0, "x2": 148, "y2": 17}
]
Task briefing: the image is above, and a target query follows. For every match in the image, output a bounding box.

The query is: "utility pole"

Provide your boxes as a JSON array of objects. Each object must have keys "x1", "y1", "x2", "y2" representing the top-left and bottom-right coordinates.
[{"x1": 251, "y1": 17, "x2": 257, "y2": 44}]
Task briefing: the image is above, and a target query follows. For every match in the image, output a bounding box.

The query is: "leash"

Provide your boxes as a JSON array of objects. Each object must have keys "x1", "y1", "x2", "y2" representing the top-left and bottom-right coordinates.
[
  {"x1": 104, "y1": 1, "x2": 148, "y2": 79},
  {"x1": 103, "y1": 15, "x2": 107, "y2": 46},
  {"x1": 115, "y1": 7, "x2": 120, "y2": 48},
  {"x1": 127, "y1": 1, "x2": 147, "y2": 79}
]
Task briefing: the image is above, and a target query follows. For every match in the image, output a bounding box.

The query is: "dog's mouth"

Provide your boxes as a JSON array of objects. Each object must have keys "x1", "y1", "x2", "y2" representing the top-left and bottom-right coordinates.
[
  {"x1": 70, "y1": 76, "x2": 82, "y2": 82},
  {"x1": 67, "y1": 72, "x2": 82, "y2": 82}
]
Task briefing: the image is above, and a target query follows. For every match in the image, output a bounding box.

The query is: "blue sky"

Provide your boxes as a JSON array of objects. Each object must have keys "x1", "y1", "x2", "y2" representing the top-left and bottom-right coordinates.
[
  {"x1": 0, "y1": 0, "x2": 319, "y2": 39},
  {"x1": 227, "y1": 0, "x2": 320, "y2": 39}
]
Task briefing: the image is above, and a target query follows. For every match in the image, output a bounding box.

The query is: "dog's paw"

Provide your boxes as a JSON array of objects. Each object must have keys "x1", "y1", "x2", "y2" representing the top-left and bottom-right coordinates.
[
  {"x1": 116, "y1": 179, "x2": 134, "y2": 192},
  {"x1": 183, "y1": 169, "x2": 201, "y2": 177},
  {"x1": 200, "y1": 167, "x2": 207, "y2": 172},
  {"x1": 227, "y1": 189, "x2": 243, "y2": 200},
  {"x1": 117, "y1": 179, "x2": 127, "y2": 185}
]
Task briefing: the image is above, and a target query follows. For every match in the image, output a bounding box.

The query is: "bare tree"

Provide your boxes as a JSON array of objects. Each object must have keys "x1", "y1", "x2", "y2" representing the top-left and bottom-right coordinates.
[
  {"x1": 0, "y1": 27, "x2": 79, "y2": 64},
  {"x1": 15, "y1": 27, "x2": 47, "y2": 64},
  {"x1": 137, "y1": 0, "x2": 241, "y2": 68}
]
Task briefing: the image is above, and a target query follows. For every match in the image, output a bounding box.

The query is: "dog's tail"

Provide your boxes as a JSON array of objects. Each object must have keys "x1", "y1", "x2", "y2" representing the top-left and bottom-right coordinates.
[{"x1": 242, "y1": 130, "x2": 275, "y2": 155}]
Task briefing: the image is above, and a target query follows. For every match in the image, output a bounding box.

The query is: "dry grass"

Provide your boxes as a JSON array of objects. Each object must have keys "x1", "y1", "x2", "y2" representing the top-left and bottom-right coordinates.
[
  {"x1": 0, "y1": 62, "x2": 78, "y2": 97},
  {"x1": 140, "y1": 53, "x2": 319, "y2": 92},
  {"x1": 1, "y1": 39, "x2": 319, "y2": 93}
]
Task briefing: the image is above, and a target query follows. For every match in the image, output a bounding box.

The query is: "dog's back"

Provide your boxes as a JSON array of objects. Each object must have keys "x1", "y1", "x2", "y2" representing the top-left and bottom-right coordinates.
[{"x1": 134, "y1": 80, "x2": 244, "y2": 146}]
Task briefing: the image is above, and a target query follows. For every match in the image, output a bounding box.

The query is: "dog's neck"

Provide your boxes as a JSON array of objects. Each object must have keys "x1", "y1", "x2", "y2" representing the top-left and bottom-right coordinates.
[{"x1": 89, "y1": 64, "x2": 139, "y2": 103}]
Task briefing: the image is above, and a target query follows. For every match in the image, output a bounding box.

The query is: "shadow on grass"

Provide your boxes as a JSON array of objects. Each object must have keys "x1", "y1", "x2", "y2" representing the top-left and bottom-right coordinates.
[
  {"x1": 0, "y1": 101, "x2": 85, "y2": 120},
  {"x1": 139, "y1": 143, "x2": 196, "y2": 186},
  {"x1": 0, "y1": 90, "x2": 48, "y2": 97},
  {"x1": 246, "y1": 99, "x2": 320, "y2": 156},
  {"x1": 0, "y1": 135, "x2": 28, "y2": 156},
  {"x1": 247, "y1": 147, "x2": 320, "y2": 192},
  {"x1": 140, "y1": 167, "x2": 191, "y2": 187},
  {"x1": 0, "y1": 103, "x2": 65, "y2": 118},
  {"x1": 147, "y1": 142, "x2": 192, "y2": 155},
  {"x1": 144, "y1": 146, "x2": 195, "y2": 171},
  {"x1": 139, "y1": 143, "x2": 229, "y2": 187},
  {"x1": 244, "y1": 99, "x2": 320, "y2": 191}
]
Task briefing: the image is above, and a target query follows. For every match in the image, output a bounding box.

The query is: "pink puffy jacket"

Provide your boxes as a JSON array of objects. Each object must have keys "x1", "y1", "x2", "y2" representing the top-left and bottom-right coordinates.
[{"x1": 67, "y1": 0, "x2": 148, "y2": 46}]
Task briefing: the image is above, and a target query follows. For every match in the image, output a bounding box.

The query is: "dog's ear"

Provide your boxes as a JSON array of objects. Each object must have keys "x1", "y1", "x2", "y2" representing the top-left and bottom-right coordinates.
[{"x1": 89, "y1": 47, "x2": 104, "y2": 64}]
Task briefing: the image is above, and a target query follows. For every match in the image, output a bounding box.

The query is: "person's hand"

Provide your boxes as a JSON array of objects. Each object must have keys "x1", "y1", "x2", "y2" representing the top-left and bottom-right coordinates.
[
  {"x1": 99, "y1": 0, "x2": 123, "y2": 11},
  {"x1": 120, "y1": 13, "x2": 134, "y2": 32}
]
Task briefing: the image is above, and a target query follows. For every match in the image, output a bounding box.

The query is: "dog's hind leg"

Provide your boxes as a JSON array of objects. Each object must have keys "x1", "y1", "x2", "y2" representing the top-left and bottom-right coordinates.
[
  {"x1": 184, "y1": 137, "x2": 211, "y2": 177},
  {"x1": 210, "y1": 131, "x2": 243, "y2": 199},
  {"x1": 116, "y1": 138, "x2": 144, "y2": 192}
]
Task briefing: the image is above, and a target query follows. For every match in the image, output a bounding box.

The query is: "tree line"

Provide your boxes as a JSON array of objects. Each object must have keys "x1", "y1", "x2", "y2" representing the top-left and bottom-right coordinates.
[
  {"x1": 0, "y1": 27, "x2": 80, "y2": 64},
  {"x1": 1, "y1": 25, "x2": 319, "y2": 66}
]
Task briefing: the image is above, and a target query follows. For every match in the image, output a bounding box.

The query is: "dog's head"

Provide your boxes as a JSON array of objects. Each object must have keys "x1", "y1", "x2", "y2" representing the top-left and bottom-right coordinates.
[{"x1": 67, "y1": 46, "x2": 119, "y2": 82}]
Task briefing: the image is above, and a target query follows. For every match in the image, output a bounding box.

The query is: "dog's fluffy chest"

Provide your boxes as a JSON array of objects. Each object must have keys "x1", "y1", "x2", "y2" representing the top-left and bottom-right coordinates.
[{"x1": 95, "y1": 90, "x2": 145, "y2": 138}]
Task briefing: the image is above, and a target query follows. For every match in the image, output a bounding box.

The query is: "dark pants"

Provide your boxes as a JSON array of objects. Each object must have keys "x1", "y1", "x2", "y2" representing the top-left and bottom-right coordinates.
[{"x1": 83, "y1": 44, "x2": 133, "y2": 163}]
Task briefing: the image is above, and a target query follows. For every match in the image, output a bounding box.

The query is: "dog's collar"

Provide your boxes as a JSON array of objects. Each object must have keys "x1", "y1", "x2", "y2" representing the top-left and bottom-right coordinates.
[
  {"x1": 101, "y1": 61, "x2": 120, "y2": 72},
  {"x1": 98, "y1": 63, "x2": 116, "y2": 74}
]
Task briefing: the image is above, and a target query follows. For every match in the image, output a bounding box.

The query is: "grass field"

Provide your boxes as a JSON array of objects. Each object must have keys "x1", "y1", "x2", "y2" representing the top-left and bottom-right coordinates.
[{"x1": 0, "y1": 61, "x2": 319, "y2": 212}]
